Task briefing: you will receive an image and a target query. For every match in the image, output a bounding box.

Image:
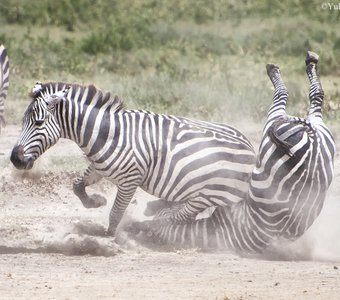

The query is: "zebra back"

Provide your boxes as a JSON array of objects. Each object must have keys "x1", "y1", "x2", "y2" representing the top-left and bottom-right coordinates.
[{"x1": 0, "y1": 45, "x2": 9, "y2": 131}]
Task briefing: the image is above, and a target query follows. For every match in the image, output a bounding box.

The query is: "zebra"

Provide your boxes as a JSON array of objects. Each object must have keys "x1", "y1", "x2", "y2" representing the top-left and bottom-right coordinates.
[
  {"x1": 10, "y1": 82, "x2": 256, "y2": 236},
  {"x1": 130, "y1": 51, "x2": 336, "y2": 253},
  {"x1": 0, "y1": 44, "x2": 9, "y2": 133}
]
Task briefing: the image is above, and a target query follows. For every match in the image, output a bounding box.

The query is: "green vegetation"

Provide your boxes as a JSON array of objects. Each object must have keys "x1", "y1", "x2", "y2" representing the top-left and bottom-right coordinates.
[{"x1": 0, "y1": 0, "x2": 339, "y2": 125}]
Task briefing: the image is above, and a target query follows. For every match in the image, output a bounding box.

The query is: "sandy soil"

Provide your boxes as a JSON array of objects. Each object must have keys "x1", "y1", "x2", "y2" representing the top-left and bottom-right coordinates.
[{"x1": 1, "y1": 124, "x2": 340, "y2": 300}]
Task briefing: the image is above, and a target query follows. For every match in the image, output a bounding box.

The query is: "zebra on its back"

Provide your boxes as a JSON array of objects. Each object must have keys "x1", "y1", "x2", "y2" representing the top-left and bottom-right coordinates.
[
  {"x1": 11, "y1": 82, "x2": 255, "y2": 236},
  {"x1": 0, "y1": 44, "x2": 9, "y2": 132},
  {"x1": 131, "y1": 51, "x2": 335, "y2": 253}
]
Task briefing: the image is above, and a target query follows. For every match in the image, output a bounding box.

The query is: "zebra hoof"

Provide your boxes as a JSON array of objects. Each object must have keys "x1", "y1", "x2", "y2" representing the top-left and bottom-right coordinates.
[
  {"x1": 266, "y1": 64, "x2": 280, "y2": 78},
  {"x1": 88, "y1": 194, "x2": 107, "y2": 208},
  {"x1": 124, "y1": 222, "x2": 143, "y2": 235},
  {"x1": 306, "y1": 51, "x2": 319, "y2": 66},
  {"x1": 105, "y1": 228, "x2": 115, "y2": 237},
  {"x1": 131, "y1": 220, "x2": 154, "y2": 233}
]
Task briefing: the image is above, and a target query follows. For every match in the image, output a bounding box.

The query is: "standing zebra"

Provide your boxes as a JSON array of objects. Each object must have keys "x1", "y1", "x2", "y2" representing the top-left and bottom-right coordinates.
[
  {"x1": 0, "y1": 44, "x2": 9, "y2": 133},
  {"x1": 10, "y1": 82, "x2": 255, "y2": 236},
  {"x1": 131, "y1": 52, "x2": 336, "y2": 253}
]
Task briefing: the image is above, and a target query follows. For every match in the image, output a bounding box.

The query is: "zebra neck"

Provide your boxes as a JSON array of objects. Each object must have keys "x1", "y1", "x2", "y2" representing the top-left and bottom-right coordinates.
[
  {"x1": 56, "y1": 96, "x2": 122, "y2": 159},
  {"x1": 57, "y1": 98, "x2": 82, "y2": 145}
]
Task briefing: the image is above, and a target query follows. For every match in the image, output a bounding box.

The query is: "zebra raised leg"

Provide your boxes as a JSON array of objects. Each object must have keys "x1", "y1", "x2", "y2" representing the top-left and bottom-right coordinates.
[
  {"x1": 265, "y1": 63, "x2": 288, "y2": 122},
  {"x1": 73, "y1": 166, "x2": 107, "y2": 208},
  {"x1": 306, "y1": 51, "x2": 323, "y2": 122},
  {"x1": 0, "y1": 45, "x2": 9, "y2": 133},
  {"x1": 130, "y1": 52, "x2": 335, "y2": 253},
  {"x1": 11, "y1": 82, "x2": 255, "y2": 237},
  {"x1": 305, "y1": 51, "x2": 334, "y2": 187}
]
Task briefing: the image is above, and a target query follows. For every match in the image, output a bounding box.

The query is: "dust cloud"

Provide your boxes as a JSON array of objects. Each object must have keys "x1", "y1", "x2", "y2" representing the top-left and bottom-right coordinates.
[
  {"x1": 258, "y1": 174, "x2": 340, "y2": 262},
  {"x1": 0, "y1": 220, "x2": 120, "y2": 257}
]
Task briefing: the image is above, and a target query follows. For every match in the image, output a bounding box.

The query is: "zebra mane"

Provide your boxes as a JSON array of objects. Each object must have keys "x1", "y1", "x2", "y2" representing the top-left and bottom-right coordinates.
[{"x1": 29, "y1": 81, "x2": 125, "y2": 112}]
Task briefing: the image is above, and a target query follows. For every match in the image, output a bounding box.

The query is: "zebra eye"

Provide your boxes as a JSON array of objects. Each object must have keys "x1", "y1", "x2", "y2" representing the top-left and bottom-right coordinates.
[{"x1": 35, "y1": 119, "x2": 44, "y2": 126}]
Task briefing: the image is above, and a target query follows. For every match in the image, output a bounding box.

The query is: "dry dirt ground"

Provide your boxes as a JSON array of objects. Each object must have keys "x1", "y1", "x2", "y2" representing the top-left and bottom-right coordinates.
[{"x1": 1, "y1": 124, "x2": 340, "y2": 300}]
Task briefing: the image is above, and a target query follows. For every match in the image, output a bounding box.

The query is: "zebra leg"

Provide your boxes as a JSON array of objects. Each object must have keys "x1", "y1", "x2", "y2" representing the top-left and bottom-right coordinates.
[
  {"x1": 134, "y1": 197, "x2": 208, "y2": 232},
  {"x1": 106, "y1": 184, "x2": 138, "y2": 236},
  {"x1": 127, "y1": 198, "x2": 216, "y2": 237},
  {"x1": 305, "y1": 51, "x2": 324, "y2": 122},
  {"x1": 127, "y1": 200, "x2": 210, "y2": 240},
  {"x1": 266, "y1": 63, "x2": 289, "y2": 122},
  {"x1": 124, "y1": 203, "x2": 181, "y2": 236},
  {"x1": 144, "y1": 199, "x2": 171, "y2": 217},
  {"x1": 165, "y1": 198, "x2": 206, "y2": 223},
  {"x1": 73, "y1": 166, "x2": 107, "y2": 208}
]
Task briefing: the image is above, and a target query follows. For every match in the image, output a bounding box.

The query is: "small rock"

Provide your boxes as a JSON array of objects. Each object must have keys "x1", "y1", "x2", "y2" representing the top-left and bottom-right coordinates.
[{"x1": 334, "y1": 266, "x2": 338, "y2": 270}]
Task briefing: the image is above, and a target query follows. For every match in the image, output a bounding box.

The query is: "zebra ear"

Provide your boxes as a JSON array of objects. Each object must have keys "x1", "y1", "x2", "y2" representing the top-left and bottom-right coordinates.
[
  {"x1": 32, "y1": 82, "x2": 43, "y2": 97},
  {"x1": 45, "y1": 88, "x2": 69, "y2": 109}
]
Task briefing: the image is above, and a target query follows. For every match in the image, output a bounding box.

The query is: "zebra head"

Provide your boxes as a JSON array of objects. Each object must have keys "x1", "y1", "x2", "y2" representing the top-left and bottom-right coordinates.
[{"x1": 11, "y1": 83, "x2": 69, "y2": 170}]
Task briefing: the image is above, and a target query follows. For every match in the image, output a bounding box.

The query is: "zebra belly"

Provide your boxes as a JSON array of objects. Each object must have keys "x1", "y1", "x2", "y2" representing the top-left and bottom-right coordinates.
[{"x1": 143, "y1": 157, "x2": 253, "y2": 206}]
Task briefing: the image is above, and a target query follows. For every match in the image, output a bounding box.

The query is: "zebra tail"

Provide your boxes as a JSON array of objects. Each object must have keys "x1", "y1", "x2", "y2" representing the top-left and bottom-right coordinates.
[{"x1": 267, "y1": 118, "x2": 315, "y2": 157}]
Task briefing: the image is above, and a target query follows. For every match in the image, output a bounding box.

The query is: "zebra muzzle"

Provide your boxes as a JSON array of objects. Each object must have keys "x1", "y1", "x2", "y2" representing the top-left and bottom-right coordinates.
[{"x1": 10, "y1": 145, "x2": 34, "y2": 170}]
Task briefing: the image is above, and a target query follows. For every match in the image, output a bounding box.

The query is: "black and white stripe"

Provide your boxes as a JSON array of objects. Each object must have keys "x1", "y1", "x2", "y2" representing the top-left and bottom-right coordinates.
[
  {"x1": 0, "y1": 44, "x2": 9, "y2": 132},
  {"x1": 11, "y1": 82, "x2": 255, "y2": 236},
  {"x1": 134, "y1": 52, "x2": 335, "y2": 253}
]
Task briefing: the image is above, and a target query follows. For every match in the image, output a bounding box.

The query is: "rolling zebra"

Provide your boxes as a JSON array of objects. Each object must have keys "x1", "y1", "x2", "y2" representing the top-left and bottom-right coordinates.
[
  {"x1": 0, "y1": 44, "x2": 9, "y2": 133},
  {"x1": 130, "y1": 51, "x2": 336, "y2": 253},
  {"x1": 10, "y1": 82, "x2": 255, "y2": 236}
]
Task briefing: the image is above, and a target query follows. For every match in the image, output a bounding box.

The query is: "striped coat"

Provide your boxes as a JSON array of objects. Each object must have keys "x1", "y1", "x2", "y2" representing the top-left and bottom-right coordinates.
[
  {"x1": 11, "y1": 82, "x2": 255, "y2": 235},
  {"x1": 0, "y1": 45, "x2": 9, "y2": 132},
  {"x1": 131, "y1": 52, "x2": 336, "y2": 253}
]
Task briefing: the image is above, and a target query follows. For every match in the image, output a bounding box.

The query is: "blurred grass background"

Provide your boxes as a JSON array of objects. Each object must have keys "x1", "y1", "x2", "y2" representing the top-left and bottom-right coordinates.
[{"x1": 0, "y1": 0, "x2": 339, "y2": 126}]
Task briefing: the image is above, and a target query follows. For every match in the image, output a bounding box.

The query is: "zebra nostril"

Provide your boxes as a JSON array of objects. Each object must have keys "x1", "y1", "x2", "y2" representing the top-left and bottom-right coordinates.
[
  {"x1": 11, "y1": 144, "x2": 24, "y2": 159},
  {"x1": 10, "y1": 145, "x2": 23, "y2": 167},
  {"x1": 10, "y1": 145, "x2": 29, "y2": 169}
]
